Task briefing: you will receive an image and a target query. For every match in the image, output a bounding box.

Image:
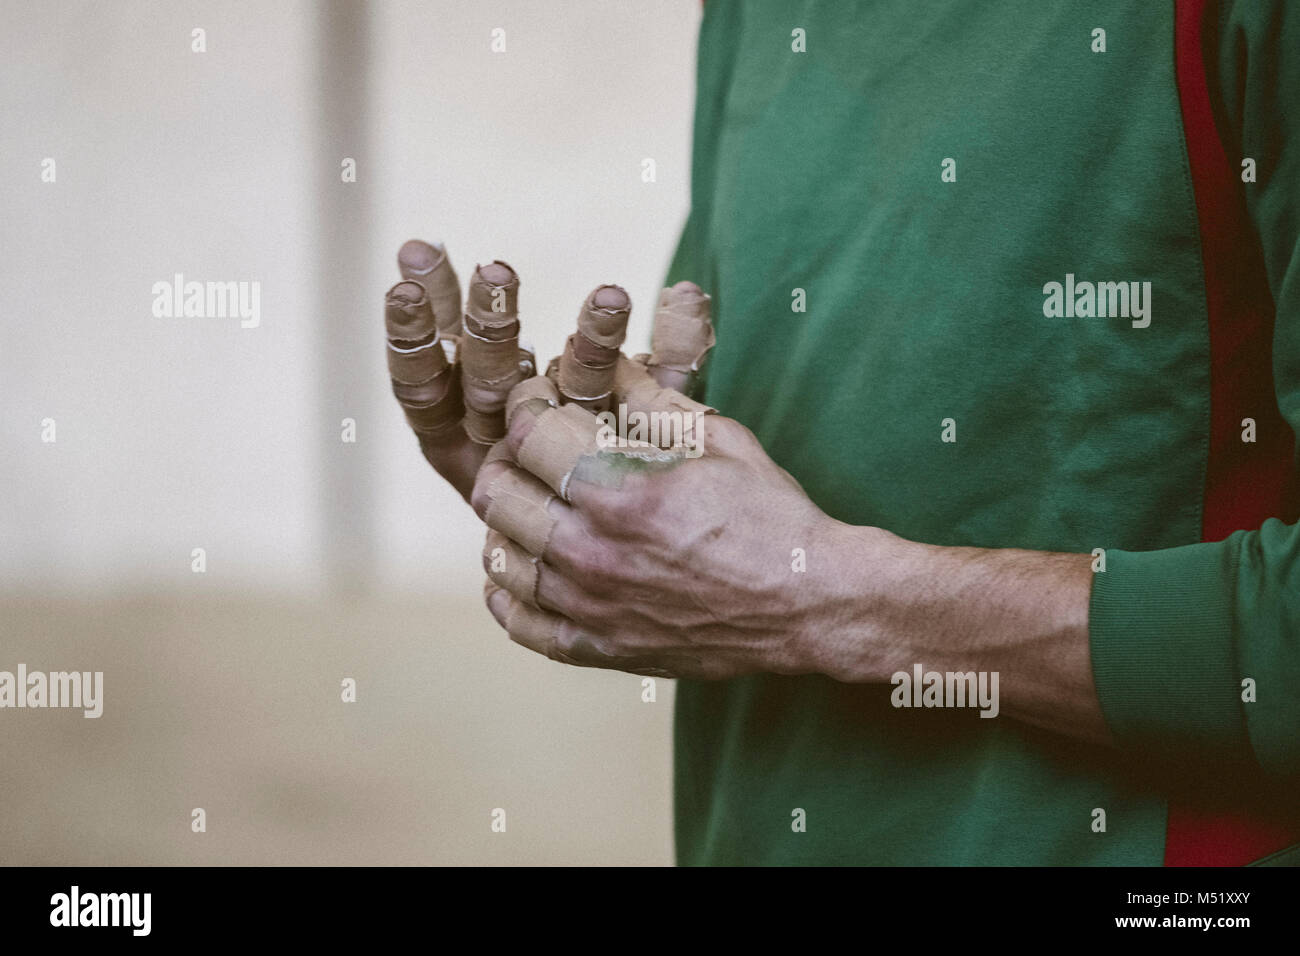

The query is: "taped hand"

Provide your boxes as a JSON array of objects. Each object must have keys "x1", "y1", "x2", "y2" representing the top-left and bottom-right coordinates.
[{"x1": 473, "y1": 284, "x2": 837, "y2": 680}]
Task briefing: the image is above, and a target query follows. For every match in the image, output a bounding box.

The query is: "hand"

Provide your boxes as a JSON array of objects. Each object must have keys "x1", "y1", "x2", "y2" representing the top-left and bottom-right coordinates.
[{"x1": 473, "y1": 370, "x2": 864, "y2": 680}]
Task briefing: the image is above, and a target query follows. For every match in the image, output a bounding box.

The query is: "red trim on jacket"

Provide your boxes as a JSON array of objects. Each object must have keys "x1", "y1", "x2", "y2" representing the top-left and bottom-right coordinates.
[{"x1": 1168, "y1": 0, "x2": 1300, "y2": 867}]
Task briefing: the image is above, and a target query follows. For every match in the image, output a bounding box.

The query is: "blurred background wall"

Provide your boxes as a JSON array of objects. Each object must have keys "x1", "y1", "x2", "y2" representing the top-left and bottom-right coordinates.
[{"x1": 0, "y1": 0, "x2": 700, "y2": 865}]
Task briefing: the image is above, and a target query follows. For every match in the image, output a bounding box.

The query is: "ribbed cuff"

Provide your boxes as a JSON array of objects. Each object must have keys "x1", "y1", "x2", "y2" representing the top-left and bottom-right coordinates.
[{"x1": 1088, "y1": 542, "x2": 1246, "y2": 761}]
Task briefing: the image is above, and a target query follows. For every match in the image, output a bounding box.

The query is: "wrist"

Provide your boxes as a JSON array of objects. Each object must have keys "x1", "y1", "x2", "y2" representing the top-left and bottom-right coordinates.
[{"x1": 792, "y1": 517, "x2": 922, "y2": 682}]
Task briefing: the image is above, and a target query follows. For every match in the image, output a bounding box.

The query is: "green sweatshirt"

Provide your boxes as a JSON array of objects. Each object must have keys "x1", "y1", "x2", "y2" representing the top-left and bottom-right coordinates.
[{"x1": 666, "y1": 0, "x2": 1300, "y2": 866}]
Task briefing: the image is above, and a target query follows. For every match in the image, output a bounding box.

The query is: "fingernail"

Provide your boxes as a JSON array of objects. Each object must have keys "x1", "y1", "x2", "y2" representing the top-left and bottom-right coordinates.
[
  {"x1": 592, "y1": 284, "x2": 629, "y2": 310},
  {"x1": 398, "y1": 239, "x2": 443, "y2": 276},
  {"x1": 478, "y1": 261, "x2": 515, "y2": 287}
]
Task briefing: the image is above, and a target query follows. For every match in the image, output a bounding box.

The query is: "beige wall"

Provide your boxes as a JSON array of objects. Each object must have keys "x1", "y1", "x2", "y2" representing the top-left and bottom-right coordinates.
[
  {"x1": 0, "y1": 0, "x2": 698, "y2": 596},
  {"x1": 0, "y1": 0, "x2": 699, "y2": 865}
]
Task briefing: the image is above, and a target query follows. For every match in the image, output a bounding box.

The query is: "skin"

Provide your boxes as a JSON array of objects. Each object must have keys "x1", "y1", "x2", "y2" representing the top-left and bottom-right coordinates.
[
  {"x1": 390, "y1": 244, "x2": 1108, "y2": 747},
  {"x1": 473, "y1": 400, "x2": 1109, "y2": 747},
  {"x1": 420, "y1": 428, "x2": 484, "y2": 503}
]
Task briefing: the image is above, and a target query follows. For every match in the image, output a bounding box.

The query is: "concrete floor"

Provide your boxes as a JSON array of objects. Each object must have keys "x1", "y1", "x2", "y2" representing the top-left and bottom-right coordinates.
[{"x1": 0, "y1": 592, "x2": 674, "y2": 865}]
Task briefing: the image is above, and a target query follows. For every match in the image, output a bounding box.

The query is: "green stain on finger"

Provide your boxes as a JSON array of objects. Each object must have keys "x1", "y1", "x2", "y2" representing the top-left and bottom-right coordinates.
[{"x1": 569, "y1": 447, "x2": 686, "y2": 491}]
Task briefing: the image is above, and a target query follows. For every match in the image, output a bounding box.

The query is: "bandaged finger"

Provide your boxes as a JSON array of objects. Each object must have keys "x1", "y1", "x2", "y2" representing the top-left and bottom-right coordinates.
[
  {"x1": 482, "y1": 466, "x2": 558, "y2": 556},
  {"x1": 554, "y1": 285, "x2": 631, "y2": 412},
  {"x1": 613, "y1": 354, "x2": 713, "y2": 422},
  {"x1": 505, "y1": 375, "x2": 560, "y2": 427},
  {"x1": 514, "y1": 403, "x2": 607, "y2": 501},
  {"x1": 647, "y1": 280, "x2": 715, "y2": 391},
  {"x1": 384, "y1": 280, "x2": 463, "y2": 441},
  {"x1": 461, "y1": 261, "x2": 532, "y2": 444},
  {"x1": 398, "y1": 239, "x2": 464, "y2": 338},
  {"x1": 484, "y1": 528, "x2": 541, "y2": 605},
  {"x1": 499, "y1": 588, "x2": 569, "y2": 660}
]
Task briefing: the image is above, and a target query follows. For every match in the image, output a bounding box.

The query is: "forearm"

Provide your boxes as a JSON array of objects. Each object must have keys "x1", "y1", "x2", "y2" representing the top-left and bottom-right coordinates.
[{"x1": 805, "y1": 521, "x2": 1109, "y2": 744}]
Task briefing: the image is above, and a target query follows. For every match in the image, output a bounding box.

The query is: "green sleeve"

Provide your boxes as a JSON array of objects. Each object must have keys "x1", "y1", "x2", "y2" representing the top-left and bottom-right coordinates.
[{"x1": 1088, "y1": 0, "x2": 1300, "y2": 779}]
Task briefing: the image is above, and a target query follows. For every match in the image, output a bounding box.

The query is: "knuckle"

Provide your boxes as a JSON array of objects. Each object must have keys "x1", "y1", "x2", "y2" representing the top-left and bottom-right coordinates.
[
  {"x1": 562, "y1": 541, "x2": 617, "y2": 589},
  {"x1": 503, "y1": 402, "x2": 542, "y2": 457},
  {"x1": 470, "y1": 462, "x2": 507, "y2": 520},
  {"x1": 561, "y1": 542, "x2": 599, "y2": 579},
  {"x1": 637, "y1": 482, "x2": 671, "y2": 521},
  {"x1": 551, "y1": 624, "x2": 598, "y2": 665},
  {"x1": 713, "y1": 416, "x2": 758, "y2": 455},
  {"x1": 549, "y1": 626, "x2": 575, "y2": 661},
  {"x1": 469, "y1": 480, "x2": 493, "y2": 521},
  {"x1": 597, "y1": 483, "x2": 664, "y2": 532},
  {"x1": 592, "y1": 486, "x2": 643, "y2": 527}
]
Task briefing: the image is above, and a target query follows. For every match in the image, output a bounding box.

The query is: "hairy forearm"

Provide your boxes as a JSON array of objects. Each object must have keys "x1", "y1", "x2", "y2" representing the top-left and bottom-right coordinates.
[{"x1": 804, "y1": 522, "x2": 1110, "y2": 745}]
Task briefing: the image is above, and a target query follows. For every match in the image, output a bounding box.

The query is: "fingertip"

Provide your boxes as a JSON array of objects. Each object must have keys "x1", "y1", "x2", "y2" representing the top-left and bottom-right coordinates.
[
  {"x1": 398, "y1": 239, "x2": 445, "y2": 274},
  {"x1": 478, "y1": 260, "x2": 516, "y2": 287},
  {"x1": 387, "y1": 280, "x2": 426, "y2": 304},
  {"x1": 592, "y1": 284, "x2": 630, "y2": 310},
  {"x1": 465, "y1": 261, "x2": 521, "y2": 334},
  {"x1": 575, "y1": 285, "x2": 631, "y2": 353},
  {"x1": 384, "y1": 281, "x2": 437, "y2": 342},
  {"x1": 483, "y1": 580, "x2": 511, "y2": 626}
]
